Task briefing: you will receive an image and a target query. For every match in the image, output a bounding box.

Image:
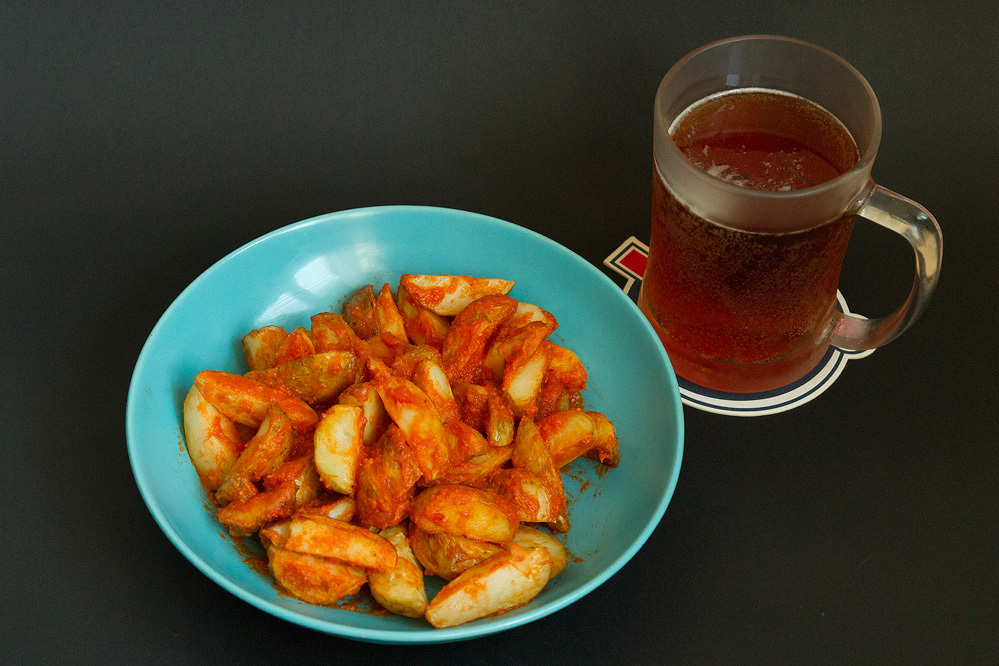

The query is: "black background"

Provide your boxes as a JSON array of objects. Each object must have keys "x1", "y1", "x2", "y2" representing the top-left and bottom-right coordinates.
[{"x1": 4, "y1": 2, "x2": 997, "y2": 664}]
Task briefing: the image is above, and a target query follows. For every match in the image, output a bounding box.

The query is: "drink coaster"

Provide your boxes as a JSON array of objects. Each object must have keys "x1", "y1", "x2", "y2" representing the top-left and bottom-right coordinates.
[{"x1": 603, "y1": 237, "x2": 874, "y2": 416}]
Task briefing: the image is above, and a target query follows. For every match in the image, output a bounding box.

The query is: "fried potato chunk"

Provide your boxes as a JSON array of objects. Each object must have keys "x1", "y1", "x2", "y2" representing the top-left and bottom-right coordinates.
[
  {"x1": 537, "y1": 408, "x2": 596, "y2": 469},
  {"x1": 511, "y1": 417, "x2": 566, "y2": 520},
  {"x1": 241, "y1": 325, "x2": 288, "y2": 372},
  {"x1": 537, "y1": 408, "x2": 619, "y2": 469},
  {"x1": 450, "y1": 382, "x2": 493, "y2": 432},
  {"x1": 412, "y1": 358, "x2": 461, "y2": 424},
  {"x1": 182, "y1": 384, "x2": 244, "y2": 491},
  {"x1": 342, "y1": 284, "x2": 378, "y2": 339},
  {"x1": 268, "y1": 546, "x2": 367, "y2": 606},
  {"x1": 217, "y1": 478, "x2": 298, "y2": 537},
  {"x1": 545, "y1": 343, "x2": 588, "y2": 391},
  {"x1": 438, "y1": 446, "x2": 513, "y2": 487},
  {"x1": 194, "y1": 369, "x2": 318, "y2": 431},
  {"x1": 313, "y1": 404, "x2": 364, "y2": 495},
  {"x1": 485, "y1": 393, "x2": 516, "y2": 448},
  {"x1": 497, "y1": 301, "x2": 558, "y2": 337},
  {"x1": 425, "y1": 543, "x2": 551, "y2": 628},
  {"x1": 284, "y1": 514, "x2": 398, "y2": 572},
  {"x1": 584, "y1": 411, "x2": 621, "y2": 468},
  {"x1": 355, "y1": 425, "x2": 421, "y2": 529},
  {"x1": 216, "y1": 403, "x2": 295, "y2": 505},
  {"x1": 374, "y1": 283, "x2": 409, "y2": 341},
  {"x1": 443, "y1": 420, "x2": 490, "y2": 463},
  {"x1": 397, "y1": 283, "x2": 450, "y2": 348},
  {"x1": 400, "y1": 274, "x2": 515, "y2": 316},
  {"x1": 273, "y1": 326, "x2": 316, "y2": 366},
  {"x1": 441, "y1": 295, "x2": 518, "y2": 383},
  {"x1": 310, "y1": 312, "x2": 369, "y2": 357},
  {"x1": 261, "y1": 456, "x2": 321, "y2": 507},
  {"x1": 490, "y1": 468, "x2": 562, "y2": 523},
  {"x1": 374, "y1": 374, "x2": 450, "y2": 482},
  {"x1": 337, "y1": 381, "x2": 391, "y2": 446},
  {"x1": 410, "y1": 484, "x2": 519, "y2": 545},
  {"x1": 510, "y1": 526, "x2": 567, "y2": 578},
  {"x1": 409, "y1": 527, "x2": 503, "y2": 581},
  {"x1": 367, "y1": 526, "x2": 428, "y2": 618},
  {"x1": 294, "y1": 495, "x2": 357, "y2": 523},
  {"x1": 245, "y1": 350, "x2": 361, "y2": 406},
  {"x1": 484, "y1": 319, "x2": 557, "y2": 383},
  {"x1": 502, "y1": 340, "x2": 551, "y2": 419}
]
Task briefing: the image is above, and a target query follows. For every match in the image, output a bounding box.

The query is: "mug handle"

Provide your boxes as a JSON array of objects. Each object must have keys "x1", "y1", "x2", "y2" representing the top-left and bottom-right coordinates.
[{"x1": 825, "y1": 183, "x2": 943, "y2": 351}]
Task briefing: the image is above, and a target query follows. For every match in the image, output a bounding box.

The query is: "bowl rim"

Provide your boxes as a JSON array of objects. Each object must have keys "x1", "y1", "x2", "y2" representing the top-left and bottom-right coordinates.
[{"x1": 126, "y1": 204, "x2": 684, "y2": 644}]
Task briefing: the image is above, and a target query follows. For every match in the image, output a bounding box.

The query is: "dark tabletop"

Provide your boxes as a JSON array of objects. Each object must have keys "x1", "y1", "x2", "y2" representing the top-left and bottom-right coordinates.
[{"x1": 4, "y1": 2, "x2": 997, "y2": 664}]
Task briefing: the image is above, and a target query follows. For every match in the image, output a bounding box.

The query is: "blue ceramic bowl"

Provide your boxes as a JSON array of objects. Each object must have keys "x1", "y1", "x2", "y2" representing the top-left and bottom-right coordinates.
[{"x1": 126, "y1": 206, "x2": 683, "y2": 643}]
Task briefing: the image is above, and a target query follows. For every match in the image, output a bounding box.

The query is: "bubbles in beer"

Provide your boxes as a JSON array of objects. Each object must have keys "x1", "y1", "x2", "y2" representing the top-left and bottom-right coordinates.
[{"x1": 669, "y1": 88, "x2": 858, "y2": 192}]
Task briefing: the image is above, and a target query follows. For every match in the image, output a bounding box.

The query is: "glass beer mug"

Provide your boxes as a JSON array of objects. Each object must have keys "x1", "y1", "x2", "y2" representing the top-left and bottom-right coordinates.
[{"x1": 638, "y1": 35, "x2": 943, "y2": 394}]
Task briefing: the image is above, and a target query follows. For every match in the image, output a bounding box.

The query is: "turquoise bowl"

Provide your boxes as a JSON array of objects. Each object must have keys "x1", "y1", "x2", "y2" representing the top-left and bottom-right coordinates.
[{"x1": 126, "y1": 206, "x2": 683, "y2": 644}]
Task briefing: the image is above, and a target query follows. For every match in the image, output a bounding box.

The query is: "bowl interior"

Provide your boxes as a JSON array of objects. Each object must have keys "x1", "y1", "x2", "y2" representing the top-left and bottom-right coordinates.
[{"x1": 126, "y1": 205, "x2": 683, "y2": 643}]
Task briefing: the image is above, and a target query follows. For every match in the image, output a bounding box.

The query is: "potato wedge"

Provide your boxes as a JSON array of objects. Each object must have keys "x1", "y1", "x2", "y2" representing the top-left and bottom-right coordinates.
[
  {"x1": 439, "y1": 445, "x2": 513, "y2": 487},
  {"x1": 313, "y1": 404, "x2": 364, "y2": 495},
  {"x1": 400, "y1": 274, "x2": 515, "y2": 316},
  {"x1": 483, "y1": 319, "x2": 556, "y2": 382},
  {"x1": 261, "y1": 456, "x2": 321, "y2": 507},
  {"x1": 537, "y1": 408, "x2": 596, "y2": 468},
  {"x1": 194, "y1": 369, "x2": 318, "y2": 431},
  {"x1": 342, "y1": 284, "x2": 378, "y2": 339},
  {"x1": 258, "y1": 518, "x2": 291, "y2": 549},
  {"x1": 536, "y1": 377, "x2": 578, "y2": 420},
  {"x1": 374, "y1": 374, "x2": 450, "y2": 482},
  {"x1": 410, "y1": 484, "x2": 519, "y2": 545},
  {"x1": 216, "y1": 404, "x2": 295, "y2": 505},
  {"x1": 485, "y1": 393, "x2": 516, "y2": 447},
  {"x1": 546, "y1": 343, "x2": 588, "y2": 392},
  {"x1": 512, "y1": 417, "x2": 564, "y2": 490},
  {"x1": 412, "y1": 358, "x2": 461, "y2": 424},
  {"x1": 294, "y1": 495, "x2": 357, "y2": 523},
  {"x1": 489, "y1": 468, "x2": 562, "y2": 523},
  {"x1": 502, "y1": 340, "x2": 551, "y2": 419},
  {"x1": 497, "y1": 301, "x2": 558, "y2": 337},
  {"x1": 388, "y1": 343, "x2": 442, "y2": 382},
  {"x1": 355, "y1": 425, "x2": 421, "y2": 529},
  {"x1": 268, "y1": 546, "x2": 367, "y2": 605},
  {"x1": 510, "y1": 526, "x2": 567, "y2": 578},
  {"x1": 584, "y1": 411, "x2": 621, "y2": 468},
  {"x1": 397, "y1": 283, "x2": 450, "y2": 348},
  {"x1": 409, "y1": 527, "x2": 503, "y2": 581},
  {"x1": 245, "y1": 350, "x2": 361, "y2": 406},
  {"x1": 241, "y1": 325, "x2": 288, "y2": 372},
  {"x1": 309, "y1": 312, "x2": 368, "y2": 357},
  {"x1": 367, "y1": 526, "x2": 428, "y2": 618},
  {"x1": 182, "y1": 384, "x2": 244, "y2": 491},
  {"x1": 374, "y1": 283, "x2": 408, "y2": 341},
  {"x1": 337, "y1": 381, "x2": 390, "y2": 446},
  {"x1": 217, "y1": 478, "x2": 298, "y2": 537},
  {"x1": 284, "y1": 514, "x2": 398, "y2": 572},
  {"x1": 425, "y1": 543, "x2": 551, "y2": 628},
  {"x1": 450, "y1": 382, "x2": 493, "y2": 432},
  {"x1": 441, "y1": 294, "x2": 518, "y2": 383},
  {"x1": 443, "y1": 420, "x2": 490, "y2": 462},
  {"x1": 273, "y1": 326, "x2": 316, "y2": 366}
]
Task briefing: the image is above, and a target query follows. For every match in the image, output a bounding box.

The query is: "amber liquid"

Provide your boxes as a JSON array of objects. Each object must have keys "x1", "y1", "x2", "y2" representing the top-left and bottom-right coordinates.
[{"x1": 641, "y1": 89, "x2": 859, "y2": 393}]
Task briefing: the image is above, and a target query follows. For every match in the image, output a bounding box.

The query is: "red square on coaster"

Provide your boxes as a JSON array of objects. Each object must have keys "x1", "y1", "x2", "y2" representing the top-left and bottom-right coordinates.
[
  {"x1": 603, "y1": 237, "x2": 649, "y2": 296},
  {"x1": 618, "y1": 247, "x2": 647, "y2": 278}
]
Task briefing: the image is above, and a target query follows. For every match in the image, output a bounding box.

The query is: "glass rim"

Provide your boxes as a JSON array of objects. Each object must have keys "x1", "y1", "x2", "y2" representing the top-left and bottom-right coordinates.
[{"x1": 655, "y1": 34, "x2": 883, "y2": 201}]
